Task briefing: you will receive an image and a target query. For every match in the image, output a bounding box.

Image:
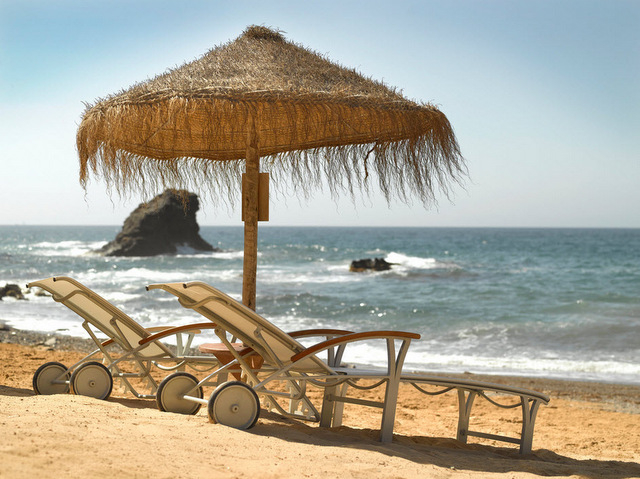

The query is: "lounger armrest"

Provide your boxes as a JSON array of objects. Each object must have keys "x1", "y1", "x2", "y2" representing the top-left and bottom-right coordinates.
[
  {"x1": 145, "y1": 326, "x2": 174, "y2": 333},
  {"x1": 290, "y1": 330, "x2": 421, "y2": 363},
  {"x1": 288, "y1": 329, "x2": 354, "y2": 339},
  {"x1": 138, "y1": 322, "x2": 217, "y2": 345}
]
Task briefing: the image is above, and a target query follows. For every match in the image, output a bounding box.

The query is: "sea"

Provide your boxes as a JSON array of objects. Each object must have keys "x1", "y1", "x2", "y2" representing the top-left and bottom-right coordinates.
[{"x1": 1, "y1": 225, "x2": 639, "y2": 385}]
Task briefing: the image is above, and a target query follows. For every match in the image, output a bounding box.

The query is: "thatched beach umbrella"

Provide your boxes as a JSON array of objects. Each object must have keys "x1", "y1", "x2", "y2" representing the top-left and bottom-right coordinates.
[{"x1": 78, "y1": 25, "x2": 465, "y2": 310}]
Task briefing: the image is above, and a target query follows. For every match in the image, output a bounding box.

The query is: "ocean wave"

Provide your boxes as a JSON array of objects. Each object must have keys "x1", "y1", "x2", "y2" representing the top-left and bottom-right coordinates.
[
  {"x1": 260, "y1": 266, "x2": 361, "y2": 285},
  {"x1": 100, "y1": 291, "x2": 142, "y2": 303},
  {"x1": 73, "y1": 268, "x2": 242, "y2": 288},
  {"x1": 322, "y1": 338, "x2": 640, "y2": 384},
  {"x1": 27, "y1": 240, "x2": 105, "y2": 257},
  {"x1": 402, "y1": 350, "x2": 640, "y2": 384},
  {"x1": 385, "y1": 252, "x2": 439, "y2": 269},
  {"x1": 377, "y1": 252, "x2": 465, "y2": 280},
  {"x1": 175, "y1": 248, "x2": 249, "y2": 260},
  {"x1": 210, "y1": 250, "x2": 245, "y2": 260},
  {"x1": 75, "y1": 268, "x2": 192, "y2": 283}
]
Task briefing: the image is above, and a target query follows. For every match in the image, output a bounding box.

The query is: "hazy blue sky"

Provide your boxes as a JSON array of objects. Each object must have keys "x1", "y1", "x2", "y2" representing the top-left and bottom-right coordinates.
[{"x1": 1, "y1": 0, "x2": 638, "y2": 227}]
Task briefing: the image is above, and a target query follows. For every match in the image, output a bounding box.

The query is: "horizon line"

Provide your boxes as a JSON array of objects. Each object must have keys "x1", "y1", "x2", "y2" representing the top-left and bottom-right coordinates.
[{"x1": 1, "y1": 224, "x2": 639, "y2": 230}]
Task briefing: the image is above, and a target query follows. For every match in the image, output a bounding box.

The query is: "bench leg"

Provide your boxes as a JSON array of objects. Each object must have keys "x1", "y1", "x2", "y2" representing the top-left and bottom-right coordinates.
[
  {"x1": 456, "y1": 389, "x2": 477, "y2": 444},
  {"x1": 380, "y1": 380, "x2": 400, "y2": 443},
  {"x1": 320, "y1": 384, "x2": 338, "y2": 427},
  {"x1": 331, "y1": 383, "x2": 348, "y2": 427},
  {"x1": 520, "y1": 398, "x2": 542, "y2": 454}
]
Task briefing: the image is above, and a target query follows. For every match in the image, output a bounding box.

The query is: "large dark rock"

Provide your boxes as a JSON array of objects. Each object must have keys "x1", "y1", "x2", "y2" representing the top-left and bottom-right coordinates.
[
  {"x1": 349, "y1": 258, "x2": 395, "y2": 272},
  {"x1": 98, "y1": 190, "x2": 219, "y2": 257}
]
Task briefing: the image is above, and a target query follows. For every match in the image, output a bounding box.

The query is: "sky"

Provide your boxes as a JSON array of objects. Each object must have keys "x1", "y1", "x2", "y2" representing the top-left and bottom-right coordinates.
[{"x1": 1, "y1": 0, "x2": 638, "y2": 228}]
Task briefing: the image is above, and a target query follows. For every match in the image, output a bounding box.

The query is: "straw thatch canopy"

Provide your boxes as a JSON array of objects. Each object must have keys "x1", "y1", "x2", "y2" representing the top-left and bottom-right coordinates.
[{"x1": 77, "y1": 25, "x2": 465, "y2": 206}]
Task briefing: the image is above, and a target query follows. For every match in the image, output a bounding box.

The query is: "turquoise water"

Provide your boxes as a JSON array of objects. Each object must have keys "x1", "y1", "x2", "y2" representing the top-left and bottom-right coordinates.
[{"x1": 1, "y1": 226, "x2": 639, "y2": 384}]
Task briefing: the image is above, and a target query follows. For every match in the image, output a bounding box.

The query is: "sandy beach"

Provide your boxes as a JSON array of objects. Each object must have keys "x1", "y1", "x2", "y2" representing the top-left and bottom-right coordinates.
[{"x1": 1, "y1": 329, "x2": 639, "y2": 478}]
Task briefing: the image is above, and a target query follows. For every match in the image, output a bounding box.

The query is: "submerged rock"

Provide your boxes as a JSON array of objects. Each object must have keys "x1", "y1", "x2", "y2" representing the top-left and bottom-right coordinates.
[
  {"x1": 349, "y1": 258, "x2": 394, "y2": 272},
  {"x1": 98, "y1": 190, "x2": 219, "y2": 257},
  {"x1": 0, "y1": 284, "x2": 26, "y2": 300}
]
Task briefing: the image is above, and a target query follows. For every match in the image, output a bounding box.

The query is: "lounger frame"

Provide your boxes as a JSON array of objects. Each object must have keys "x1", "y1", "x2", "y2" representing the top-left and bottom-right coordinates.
[
  {"x1": 148, "y1": 281, "x2": 419, "y2": 443},
  {"x1": 28, "y1": 276, "x2": 220, "y2": 398}
]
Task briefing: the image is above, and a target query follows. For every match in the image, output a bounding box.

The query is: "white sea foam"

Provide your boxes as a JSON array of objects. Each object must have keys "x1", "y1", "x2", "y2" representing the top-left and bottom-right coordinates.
[
  {"x1": 385, "y1": 251, "x2": 453, "y2": 269},
  {"x1": 175, "y1": 247, "x2": 248, "y2": 260},
  {"x1": 385, "y1": 252, "x2": 438, "y2": 270},
  {"x1": 100, "y1": 291, "x2": 141, "y2": 303},
  {"x1": 402, "y1": 350, "x2": 640, "y2": 384},
  {"x1": 5, "y1": 316, "x2": 88, "y2": 338},
  {"x1": 72, "y1": 268, "x2": 242, "y2": 291},
  {"x1": 101, "y1": 268, "x2": 194, "y2": 283},
  {"x1": 317, "y1": 341, "x2": 640, "y2": 384},
  {"x1": 260, "y1": 268, "x2": 359, "y2": 284},
  {"x1": 3, "y1": 296, "x2": 89, "y2": 338},
  {"x1": 210, "y1": 251, "x2": 245, "y2": 260},
  {"x1": 28, "y1": 240, "x2": 104, "y2": 257}
]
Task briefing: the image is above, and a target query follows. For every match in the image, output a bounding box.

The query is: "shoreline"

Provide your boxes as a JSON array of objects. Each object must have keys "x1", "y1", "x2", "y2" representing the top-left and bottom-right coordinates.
[{"x1": 2, "y1": 324, "x2": 640, "y2": 415}]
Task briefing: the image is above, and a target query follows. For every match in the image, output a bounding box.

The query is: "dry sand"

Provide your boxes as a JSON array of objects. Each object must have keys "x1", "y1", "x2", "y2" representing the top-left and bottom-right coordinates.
[{"x1": 1, "y1": 335, "x2": 639, "y2": 478}]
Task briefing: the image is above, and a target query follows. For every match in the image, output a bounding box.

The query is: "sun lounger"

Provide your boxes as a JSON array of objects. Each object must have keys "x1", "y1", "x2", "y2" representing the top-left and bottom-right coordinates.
[
  {"x1": 28, "y1": 276, "x2": 220, "y2": 404},
  {"x1": 148, "y1": 280, "x2": 549, "y2": 453},
  {"x1": 147, "y1": 281, "x2": 418, "y2": 443}
]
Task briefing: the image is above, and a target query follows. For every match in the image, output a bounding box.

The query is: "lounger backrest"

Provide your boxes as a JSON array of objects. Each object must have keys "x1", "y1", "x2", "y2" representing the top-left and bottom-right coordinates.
[
  {"x1": 148, "y1": 282, "x2": 325, "y2": 371},
  {"x1": 30, "y1": 277, "x2": 168, "y2": 358}
]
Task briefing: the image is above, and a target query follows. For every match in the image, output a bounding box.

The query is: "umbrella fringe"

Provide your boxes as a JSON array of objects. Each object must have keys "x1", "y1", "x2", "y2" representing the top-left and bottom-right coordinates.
[{"x1": 78, "y1": 96, "x2": 465, "y2": 208}]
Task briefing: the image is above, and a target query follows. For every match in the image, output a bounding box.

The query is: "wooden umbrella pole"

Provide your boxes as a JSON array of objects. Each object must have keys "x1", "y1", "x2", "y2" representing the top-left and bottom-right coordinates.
[{"x1": 242, "y1": 124, "x2": 260, "y2": 310}]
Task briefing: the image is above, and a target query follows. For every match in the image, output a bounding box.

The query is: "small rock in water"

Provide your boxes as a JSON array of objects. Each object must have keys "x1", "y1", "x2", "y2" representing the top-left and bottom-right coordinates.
[
  {"x1": 0, "y1": 284, "x2": 27, "y2": 300},
  {"x1": 349, "y1": 258, "x2": 394, "y2": 272}
]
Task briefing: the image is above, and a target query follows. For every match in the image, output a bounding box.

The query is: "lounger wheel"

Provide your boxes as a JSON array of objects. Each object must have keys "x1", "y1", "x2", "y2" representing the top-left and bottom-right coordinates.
[
  {"x1": 32, "y1": 361, "x2": 70, "y2": 395},
  {"x1": 70, "y1": 361, "x2": 113, "y2": 400},
  {"x1": 156, "y1": 372, "x2": 203, "y2": 415},
  {"x1": 208, "y1": 381, "x2": 260, "y2": 429}
]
